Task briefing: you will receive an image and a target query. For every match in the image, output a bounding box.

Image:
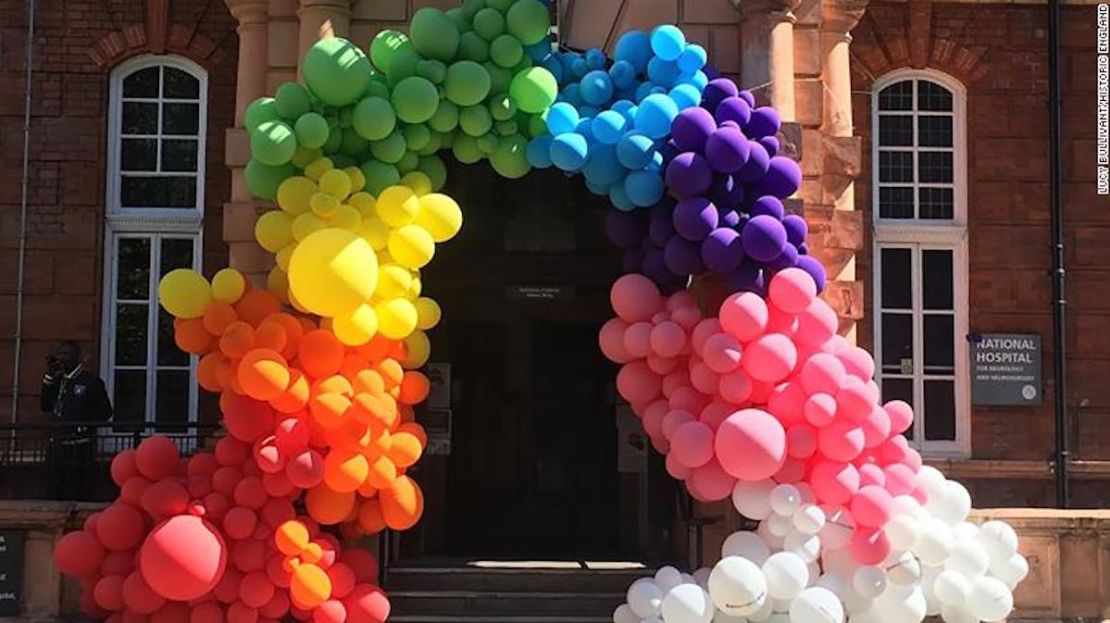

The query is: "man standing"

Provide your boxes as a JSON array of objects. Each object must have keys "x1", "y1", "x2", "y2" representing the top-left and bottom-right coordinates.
[{"x1": 40, "y1": 341, "x2": 112, "y2": 499}]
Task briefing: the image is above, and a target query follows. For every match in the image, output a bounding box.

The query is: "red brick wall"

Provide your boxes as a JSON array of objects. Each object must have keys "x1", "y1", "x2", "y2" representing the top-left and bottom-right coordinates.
[
  {"x1": 0, "y1": 0, "x2": 238, "y2": 422},
  {"x1": 850, "y1": 3, "x2": 1107, "y2": 506}
]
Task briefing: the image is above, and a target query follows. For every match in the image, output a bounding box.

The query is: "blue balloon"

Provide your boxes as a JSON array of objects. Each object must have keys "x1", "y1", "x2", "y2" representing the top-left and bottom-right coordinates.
[
  {"x1": 578, "y1": 106, "x2": 601, "y2": 121},
  {"x1": 634, "y1": 94, "x2": 679, "y2": 139},
  {"x1": 647, "y1": 57, "x2": 681, "y2": 87},
  {"x1": 592, "y1": 110, "x2": 627, "y2": 144},
  {"x1": 614, "y1": 30, "x2": 653, "y2": 73},
  {"x1": 560, "y1": 51, "x2": 581, "y2": 75},
  {"x1": 586, "y1": 48, "x2": 607, "y2": 71},
  {"x1": 677, "y1": 69, "x2": 709, "y2": 91},
  {"x1": 583, "y1": 144, "x2": 626, "y2": 186},
  {"x1": 546, "y1": 102, "x2": 580, "y2": 136},
  {"x1": 650, "y1": 25, "x2": 686, "y2": 61},
  {"x1": 625, "y1": 170, "x2": 665, "y2": 207},
  {"x1": 670, "y1": 84, "x2": 702, "y2": 110},
  {"x1": 580, "y1": 70, "x2": 614, "y2": 106},
  {"x1": 571, "y1": 57, "x2": 589, "y2": 79},
  {"x1": 611, "y1": 99, "x2": 636, "y2": 118},
  {"x1": 635, "y1": 81, "x2": 658, "y2": 102},
  {"x1": 542, "y1": 56, "x2": 564, "y2": 84},
  {"x1": 549, "y1": 133, "x2": 589, "y2": 171},
  {"x1": 526, "y1": 40, "x2": 553, "y2": 63},
  {"x1": 560, "y1": 83, "x2": 583, "y2": 107},
  {"x1": 575, "y1": 117, "x2": 597, "y2": 141},
  {"x1": 677, "y1": 44, "x2": 707, "y2": 73},
  {"x1": 585, "y1": 177, "x2": 611, "y2": 195},
  {"x1": 610, "y1": 181, "x2": 635, "y2": 211},
  {"x1": 526, "y1": 135, "x2": 554, "y2": 168},
  {"x1": 609, "y1": 60, "x2": 637, "y2": 89},
  {"x1": 617, "y1": 132, "x2": 656, "y2": 169}
]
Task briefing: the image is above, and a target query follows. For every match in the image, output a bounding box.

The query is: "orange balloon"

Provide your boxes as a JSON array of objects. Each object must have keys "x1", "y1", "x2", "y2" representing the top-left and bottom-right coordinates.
[
  {"x1": 386, "y1": 432, "x2": 422, "y2": 468},
  {"x1": 356, "y1": 477, "x2": 381, "y2": 498},
  {"x1": 380, "y1": 476, "x2": 423, "y2": 531},
  {"x1": 203, "y1": 302, "x2": 239, "y2": 336},
  {"x1": 311, "y1": 375, "x2": 353, "y2": 398},
  {"x1": 305, "y1": 486, "x2": 355, "y2": 526},
  {"x1": 362, "y1": 456, "x2": 397, "y2": 490},
  {"x1": 264, "y1": 313, "x2": 305, "y2": 360},
  {"x1": 298, "y1": 331, "x2": 345, "y2": 380},
  {"x1": 339, "y1": 355, "x2": 370, "y2": 381},
  {"x1": 398, "y1": 404, "x2": 416, "y2": 425},
  {"x1": 356, "y1": 499, "x2": 387, "y2": 535},
  {"x1": 324, "y1": 421, "x2": 369, "y2": 453},
  {"x1": 375, "y1": 360, "x2": 404, "y2": 392},
  {"x1": 338, "y1": 521, "x2": 365, "y2": 541},
  {"x1": 175, "y1": 318, "x2": 214, "y2": 354},
  {"x1": 309, "y1": 393, "x2": 351, "y2": 430},
  {"x1": 238, "y1": 349, "x2": 291, "y2": 401},
  {"x1": 354, "y1": 335, "x2": 392, "y2": 362},
  {"x1": 397, "y1": 422, "x2": 427, "y2": 447},
  {"x1": 255, "y1": 321, "x2": 288, "y2": 354},
  {"x1": 236, "y1": 290, "x2": 282, "y2": 327},
  {"x1": 397, "y1": 372, "x2": 430, "y2": 405},
  {"x1": 351, "y1": 370, "x2": 385, "y2": 395},
  {"x1": 198, "y1": 353, "x2": 226, "y2": 392},
  {"x1": 217, "y1": 357, "x2": 237, "y2": 391},
  {"x1": 349, "y1": 393, "x2": 398, "y2": 432},
  {"x1": 271, "y1": 370, "x2": 309, "y2": 414},
  {"x1": 323, "y1": 451, "x2": 369, "y2": 493},
  {"x1": 221, "y1": 321, "x2": 256, "y2": 359},
  {"x1": 274, "y1": 520, "x2": 309, "y2": 557},
  {"x1": 289, "y1": 564, "x2": 331, "y2": 610}
]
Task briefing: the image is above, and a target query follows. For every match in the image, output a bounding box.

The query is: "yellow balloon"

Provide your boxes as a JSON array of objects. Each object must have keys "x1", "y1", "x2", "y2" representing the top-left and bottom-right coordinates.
[
  {"x1": 290, "y1": 562, "x2": 332, "y2": 609},
  {"x1": 310, "y1": 192, "x2": 341, "y2": 218},
  {"x1": 267, "y1": 266, "x2": 290, "y2": 303},
  {"x1": 333, "y1": 304, "x2": 379, "y2": 346},
  {"x1": 289, "y1": 228, "x2": 379, "y2": 317},
  {"x1": 376, "y1": 186, "x2": 420, "y2": 228},
  {"x1": 277, "y1": 176, "x2": 316, "y2": 216},
  {"x1": 415, "y1": 193, "x2": 463, "y2": 242},
  {"x1": 357, "y1": 217, "x2": 390, "y2": 251},
  {"x1": 159, "y1": 269, "x2": 212, "y2": 319},
  {"x1": 407, "y1": 273, "x2": 423, "y2": 298},
  {"x1": 304, "y1": 157, "x2": 334, "y2": 181},
  {"x1": 375, "y1": 298, "x2": 417, "y2": 339},
  {"x1": 388, "y1": 225, "x2": 435, "y2": 269},
  {"x1": 255, "y1": 210, "x2": 295, "y2": 252},
  {"x1": 401, "y1": 171, "x2": 433, "y2": 196},
  {"x1": 319, "y1": 169, "x2": 353, "y2": 199},
  {"x1": 402, "y1": 330, "x2": 431, "y2": 369},
  {"x1": 344, "y1": 167, "x2": 366, "y2": 193},
  {"x1": 413, "y1": 297, "x2": 441, "y2": 330},
  {"x1": 328, "y1": 204, "x2": 362, "y2": 231},
  {"x1": 276, "y1": 243, "x2": 296, "y2": 272},
  {"x1": 349, "y1": 192, "x2": 376, "y2": 218},
  {"x1": 211, "y1": 268, "x2": 246, "y2": 304},
  {"x1": 375, "y1": 264, "x2": 413, "y2": 299},
  {"x1": 292, "y1": 212, "x2": 328, "y2": 241}
]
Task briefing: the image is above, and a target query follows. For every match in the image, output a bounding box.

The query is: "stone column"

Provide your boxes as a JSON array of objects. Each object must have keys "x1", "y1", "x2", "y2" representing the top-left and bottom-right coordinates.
[
  {"x1": 298, "y1": 0, "x2": 352, "y2": 77},
  {"x1": 737, "y1": 0, "x2": 801, "y2": 119}
]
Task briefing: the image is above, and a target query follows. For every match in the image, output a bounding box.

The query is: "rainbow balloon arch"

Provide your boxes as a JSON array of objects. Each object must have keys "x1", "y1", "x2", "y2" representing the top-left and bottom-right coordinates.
[{"x1": 53, "y1": 3, "x2": 1029, "y2": 623}]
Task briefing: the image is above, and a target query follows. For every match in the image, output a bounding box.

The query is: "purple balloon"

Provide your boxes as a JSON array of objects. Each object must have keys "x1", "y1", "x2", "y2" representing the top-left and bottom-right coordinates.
[
  {"x1": 660, "y1": 140, "x2": 680, "y2": 164},
  {"x1": 726, "y1": 262, "x2": 765, "y2": 296},
  {"x1": 750, "y1": 196, "x2": 785, "y2": 220},
  {"x1": 672, "y1": 107, "x2": 717, "y2": 153},
  {"x1": 642, "y1": 247, "x2": 671, "y2": 282},
  {"x1": 741, "y1": 214, "x2": 787, "y2": 262},
  {"x1": 703, "y1": 64, "x2": 722, "y2": 81},
  {"x1": 796, "y1": 255, "x2": 827, "y2": 293},
  {"x1": 705, "y1": 126, "x2": 751, "y2": 174},
  {"x1": 768, "y1": 243, "x2": 799, "y2": 271},
  {"x1": 648, "y1": 203, "x2": 676, "y2": 246},
  {"x1": 734, "y1": 141, "x2": 770, "y2": 184},
  {"x1": 710, "y1": 174, "x2": 745, "y2": 208},
  {"x1": 702, "y1": 78, "x2": 738, "y2": 115},
  {"x1": 673, "y1": 197, "x2": 719, "y2": 241},
  {"x1": 720, "y1": 209, "x2": 742, "y2": 228},
  {"x1": 738, "y1": 90, "x2": 756, "y2": 108},
  {"x1": 798, "y1": 242, "x2": 809, "y2": 255},
  {"x1": 623, "y1": 248, "x2": 645, "y2": 273},
  {"x1": 759, "y1": 156, "x2": 802, "y2": 199},
  {"x1": 664, "y1": 235, "x2": 706, "y2": 276},
  {"x1": 783, "y1": 214, "x2": 808, "y2": 246},
  {"x1": 715, "y1": 96, "x2": 752, "y2": 127},
  {"x1": 746, "y1": 107, "x2": 781, "y2": 139},
  {"x1": 701, "y1": 227, "x2": 745, "y2": 273},
  {"x1": 666, "y1": 152, "x2": 713, "y2": 199},
  {"x1": 605, "y1": 211, "x2": 648, "y2": 249},
  {"x1": 759, "y1": 136, "x2": 780, "y2": 157}
]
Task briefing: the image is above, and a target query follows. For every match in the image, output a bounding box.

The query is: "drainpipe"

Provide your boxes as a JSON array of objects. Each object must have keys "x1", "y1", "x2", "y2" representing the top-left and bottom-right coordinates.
[
  {"x1": 1047, "y1": 0, "x2": 1069, "y2": 508},
  {"x1": 10, "y1": 0, "x2": 35, "y2": 423}
]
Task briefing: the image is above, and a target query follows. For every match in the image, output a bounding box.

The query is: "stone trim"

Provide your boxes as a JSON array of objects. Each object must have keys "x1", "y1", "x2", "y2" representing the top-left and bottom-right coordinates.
[
  {"x1": 928, "y1": 458, "x2": 1110, "y2": 480},
  {"x1": 88, "y1": 0, "x2": 230, "y2": 70}
]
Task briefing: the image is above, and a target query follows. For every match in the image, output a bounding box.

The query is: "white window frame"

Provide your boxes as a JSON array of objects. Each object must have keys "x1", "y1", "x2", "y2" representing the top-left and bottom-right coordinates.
[{"x1": 872, "y1": 69, "x2": 970, "y2": 458}]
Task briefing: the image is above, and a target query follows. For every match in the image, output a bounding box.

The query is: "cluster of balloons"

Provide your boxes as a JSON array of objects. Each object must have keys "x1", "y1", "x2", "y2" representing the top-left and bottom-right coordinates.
[{"x1": 52, "y1": 437, "x2": 390, "y2": 623}]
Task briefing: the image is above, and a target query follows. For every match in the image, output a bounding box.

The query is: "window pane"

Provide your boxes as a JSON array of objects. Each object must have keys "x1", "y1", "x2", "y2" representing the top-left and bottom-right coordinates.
[
  {"x1": 878, "y1": 81, "x2": 913, "y2": 111},
  {"x1": 880, "y1": 248, "x2": 912, "y2": 309},
  {"x1": 121, "y1": 139, "x2": 157, "y2": 171},
  {"x1": 116, "y1": 238, "x2": 151, "y2": 300},
  {"x1": 879, "y1": 115, "x2": 914, "y2": 146},
  {"x1": 122, "y1": 102, "x2": 158, "y2": 134},
  {"x1": 160, "y1": 238, "x2": 195, "y2": 276},
  {"x1": 115, "y1": 304, "x2": 149, "y2": 366},
  {"x1": 879, "y1": 187, "x2": 915, "y2": 219},
  {"x1": 123, "y1": 67, "x2": 159, "y2": 98},
  {"x1": 162, "y1": 103, "x2": 199, "y2": 135},
  {"x1": 923, "y1": 249, "x2": 954, "y2": 310},
  {"x1": 918, "y1": 81, "x2": 953, "y2": 112},
  {"x1": 162, "y1": 139, "x2": 198, "y2": 172},
  {"x1": 924, "y1": 380, "x2": 956, "y2": 440},
  {"x1": 882, "y1": 378, "x2": 914, "y2": 440},
  {"x1": 881, "y1": 313, "x2": 913, "y2": 373},
  {"x1": 159, "y1": 309, "x2": 190, "y2": 367},
  {"x1": 918, "y1": 116, "x2": 953, "y2": 147},
  {"x1": 163, "y1": 67, "x2": 200, "y2": 99},
  {"x1": 918, "y1": 151, "x2": 953, "y2": 183},
  {"x1": 156, "y1": 371, "x2": 192, "y2": 427},
  {"x1": 879, "y1": 150, "x2": 914, "y2": 183},
  {"x1": 924, "y1": 314, "x2": 955, "y2": 373},
  {"x1": 919, "y1": 187, "x2": 954, "y2": 220},
  {"x1": 113, "y1": 370, "x2": 147, "y2": 424},
  {"x1": 121, "y1": 176, "x2": 197, "y2": 208}
]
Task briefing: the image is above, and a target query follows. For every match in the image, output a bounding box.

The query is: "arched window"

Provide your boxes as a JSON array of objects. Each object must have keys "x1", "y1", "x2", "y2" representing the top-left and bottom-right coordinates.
[
  {"x1": 871, "y1": 70, "x2": 969, "y2": 458},
  {"x1": 101, "y1": 56, "x2": 206, "y2": 429}
]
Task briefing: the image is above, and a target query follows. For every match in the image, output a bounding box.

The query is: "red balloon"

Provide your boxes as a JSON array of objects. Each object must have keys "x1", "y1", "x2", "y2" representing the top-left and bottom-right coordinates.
[
  {"x1": 274, "y1": 418, "x2": 310, "y2": 455},
  {"x1": 260, "y1": 499, "x2": 295, "y2": 530},
  {"x1": 140, "y1": 515, "x2": 228, "y2": 601},
  {"x1": 203, "y1": 492, "x2": 232, "y2": 522},
  {"x1": 222, "y1": 394, "x2": 275, "y2": 443},
  {"x1": 259, "y1": 591, "x2": 290, "y2": 619},
  {"x1": 189, "y1": 453, "x2": 220, "y2": 477},
  {"x1": 313, "y1": 600, "x2": 346, "y2": 623},
  {"x1": 81, "y1": 588, "x2": 108, "y2": 618},
  {"x1": 112, "y1": 449, "x2": 140, "y2": 487},
  {"x1": 54, "y1": 529, "x2": 105, "y2": 577},
  {"x1": 122, "y1": 610, "x2": 150, "y2": 623},
  {"x1": 254, "y1": 438, "x2": 286, "y2": 474},
  {"x1": 136, "y1": 437, "x2": 181, "y2": 481},
  {"x1": 123, "y1": 571, "x2": 166, "y2": 615},
  {"x1": 223, "y1": 507, "x2": 259, "y2": 541},
  {"x1": 311, "y1": 537, "x2": 338, "y2": 569},
  {"x1": 216, "y1": 437, "x2": 251, "y2": 467},
  {"x1": 343, "y1": 585, "x2": 390, "y2": 623},
  {"x1": 141, "y1": 480, "x2": 190, "y2": 519},
  {"x1": 286, "y1": 450, "x2": 325, "y2": 489},
  {"x1": 239, "y1": 571, "x2": 276, "y2": 609},
  {"x1": 289, "y1": 607, "x2": 312, "y2": 622},
  {"x1": 213, "y1": 568, "x2": 244, "y2": 604},
  {"x1": 233, "y1": 477, "x2": 268, "y2": 510},
  {"x1": 231, "y1": 538, "x2": 267, "y2": 573},
  {"x1": 189, "y1": 473, "x2": 215, "y2": 498},
  {"x1": 150, "y1": 602, "x2": 190, "y2": 623},
  {"x1": 227, "y1": 602, "x2": 259, "y2": 623},
  {"x1": 121, "y1": 477, "x2": 154, "y2": 507},
  {"x1": 338, "y1": 550, "x2": 378, "y2": 586},
  {"x1": 326, "y1": 563, "x2": 355, "y2": 600},
  {"x1": 265, "y1": 555, "x2": 292, "y2": 589},
  {"x1": 190, "y1": 601, "x2": 225, "y2": 623},
  {"x1": 94, "y1": 574, "x2": 127, "y2": 611},
  {"x1": 262, "y1": 471, "x2": 295, "y2": 498},
  {"x1": 212, "y1": 466, "x2": 244, "y2": 497},
  {"x1": 83, "y1": 511, "x2": 102, "y2": 534},
  {"x1": 97, "y1": 503, "x2": 146, "y2": 552},
  {"x1": 102, "y1": 551, "x2": 136, "y2": 576}
]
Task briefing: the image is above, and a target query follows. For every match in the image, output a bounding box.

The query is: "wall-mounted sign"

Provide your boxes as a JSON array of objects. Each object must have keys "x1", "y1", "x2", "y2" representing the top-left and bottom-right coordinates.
[
  {"x1": 969, "y1": 333, "x2": 1042, "y2": 406},
  {"x1": 422, "y1": 408, "x2": 452, "y2": 455},
  {"x1": 426, "y1": 362, "x2": 452, "y2": 410},
  {"x1": 0, "y1": 530, "x2": 24, "y2": 616},
  {"x1": 505, "y1": 285, "x2": 575, "y2": 301}
]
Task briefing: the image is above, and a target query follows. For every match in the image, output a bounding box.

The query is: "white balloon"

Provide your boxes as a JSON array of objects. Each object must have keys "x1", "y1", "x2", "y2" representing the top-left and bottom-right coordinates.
[
  {"x1": 682, "y1": 573, "x2": 699, "y2": 586},
  {"x1": 713, "y1": 608, "x2": 748, "y2": 623},
  {"x1": 815, "y1": 571, "x2": 849, "y2": 596},
  {"x1": 747, "y1": 595, "x2": 775, "y2": 622},
  {"x1": 628, "y1": 577, "x2": 665, "y2": 618},
  {"x1": 819, "y1": 505, "x2": 856, "y2": 550},
  {"x1": 911, "y1": 518, "x2": 953, "y2": 566},
  {"x1": 657, "y1": 566, "x2": 686, "y2": 593},
  {"x1": 966, "y1": 576, "x2": 1013, "y2": 622},
  {"x1": 794, "y1": 482, "x2": 815, "y2": 504},
  {"x1": 767, "y1": 512, "x2": 795, "y2": 537},
  {"x1": 920, "y1": 567, "x2": 942, "y2": 616},
  {"x1": 885, "y1": 551, "x2": 922, "y2": 586},
  {"x1": 766, "y1": 614, "x2": 791, "y2": 623},
  {"x1": 821, "y1": 548, "x2": 854, "y2": 576},
  {"x1": 976, "y1": 520, "x2": 1019, "y2": 563},
  {"x1": 613, "y1": 603, "x2": 640, "y2": 623},
  {"x1": 723, "y1": 531, "x2": 772, "y2": 566},
  {"x1": 734, "y1": 479, "x2": 777, "y2": 520},
  {"x1": 840, "y1": 589, "x2": 873, "y2": 616},
  {"x1": 645, "y1": 619, "x2": 665, "y2": 623},
  {"x1": 916, "y1": 466, "x2": 946, "y2": 496},
  {"x1": 989, "y1": 552, "x2": 1028, "y2": 589},
  {"x1": 758, "y1": 518, "x2": 787, "y2": 550},
  {"x1": 789, "y1": 586, "x2": 845, "y2": 623},
  {"x1": 851, "y1": 566, "x2": 886, "y2": 600},
  {"x1": 933, "y1": 570, "x2": 970, "y2": 606},
  {"x1": 784, "y1": 531, "x2": 821, "y2": 563},
  {"x1": 763, "y1": 552, "x2": 809, "y2": 600},
  {"x1": 709, "y1": 556, "x2": 769, "y2": 616},
  {"x1": 927, "y1": 481, "x2": 971, "y2": 525},
  {"x1": 772, "y1": 597, "x2": 793, "y2": 612},
  {"x1": 871, "y1": 585, "x2": 926, "y2": 623},
  {"x1": 771, "y1": 484, "x2": 802, "y2": 516},
  {"x1": 793, "y1": 504, "x2": 826, "y2": 535},
  {"x1": 806, "y1": 562, "x2": 821, "y2": 587},
  {"x1": 884, "y1": 514, "x2": 920, "y2": 551},
  {"x1": 694, "y1": 567, "x2": 713, "y2": 589},
  {"x1": 940, "y1": 603, "x2": 978, "y2": 623},
  {"x1": 662, "y1": 584, "x2": 715, "y2": 623},
  {"x1": 892, "y1": 495, "x2": 927, "y2": 521},
  {"x1": 945, "y1": 540, "x2": 989, "y2": 578}
]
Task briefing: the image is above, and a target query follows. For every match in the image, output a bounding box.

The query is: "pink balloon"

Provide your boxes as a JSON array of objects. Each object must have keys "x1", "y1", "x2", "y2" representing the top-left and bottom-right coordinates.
[
  {"x1": 662, "y1": 368, "x2": 690, "y2": 397},
  {"x1": 622, "y1": 321, "x2": 653, "y2": 358},
  {"x1": 765, "y1": 307, "x2": 797, "y2": 337},
  {"x1": 860, "y1": 406, "x2": 892, "y2": 448},
  {"x1": 818, "y1": 420, "x2": 865, "y2": 462},
  {"x1": 836, "y1": 376, "x2": 874, "y2": 422},
  {"x1": 667, "y1": 289, "x2": 698, "y2": 311},
  {"x1": 669, "y1": 386, "x2": 711, "y2": 414},
  {"x1": 803, "y1": 393, "x2": 837, "y2": 428},
  {"x1": 741, "y1": 333, "x2": 797, "y2": 383},
  {"x1": 903, "y1": 446, "x2": 923, "y2": 473},
  {"x1": 719, "y1": 292, "x2": 768, "y2": 342},
  {"x1": 794, "y1": 300, "x2": 838, "y2": 347},
  {"x1": 691, "y1": 318, "x2": 722, "y2": 356},
  {"x1": 858, "y1": 463, "x2": 886, "y2": 488},
  {"x1": 646, "y1": 353, "x2": 678, "y2": 375},
  {"x1": 662, "y1": 410, "x2": 696, "y2": 440},
  {"x1": 671, "y1": 421, "x2": 716, "y2": 468},
  {"x1": 800, "y1": 353, "x2": 847, "y2": 396},
  {"x1": 838, "y1": 346, "x2": 876, "y2": 381},
  {"x1": 313, "y1": 601, "x2": 346, "y2": 623},
  {"x1": 598, "y1": 318, "x2": 632, "y2": 363},
  {"x1": 687, "y1": 459, "x2": 737, "y2": 502},
  {"x1": 617, "y1": 361, "x2": 662, "y2": 404},
  {"x1": 611, "y1": 274, "x2": 663, "y2": 322},
  {"x1": 773, "y1": 457, "x2": 807, "y2": 483},
  {"x1": 140, "y1": 515, "x2": 227, "y2": 601},
  {"x1": 665, "y1": 451, "x2": 693, "y2": 480},
  {"x1": 651, "y1": 435, "x2": 670, "y2": 454},
  {"x1": 650, "y1": 321, "x2": 687, "y2": 358},
  {"x1": 670, "y1": 306, "x2": 702, "y2": 331},
  {"x1": 718, "y1": 370, "x2": 753, "y2": 405},
  {"x1": 750, "y1": 381, "x2": 775, "y2": 404},
  {"x1": 689, "y1": 361, "x2": 721, "y2": 395},
  {"x1": 810, "y1": 460, "x2": 860, "y2": 505},
  {"x1": 884, "y1": 400, "x2": 914, "y2": 435},
  {"x1": 883, "y1": 463, "x2": 917, "y2": 496},
  {"x1": 642, "y1": 401, "x2": 669, "y2": 438},
  {"x1": 767, "y1": 382, "x2": 807, "y2": 426},
  {"x1": 714, "y1": 409, "x2": 786, "y2": 481},
  {"x1": 769, "y1": 268, "x2": 817, "y2": 314},
  {"x1": 849, "y1": 527, "x2": 890, "y2": 565},
  {"x1": 702, "y1": 332, "x2": 743, "y2": 374},
  {"x1": 785, "y1": 424, "x2": 817, "y2": 459},
  {"x1": 910, "y1": 484, "x2": 929, "y2": 505},
  {"x1": 699, "y1": 401, "x2": 733, "y2": 430}
]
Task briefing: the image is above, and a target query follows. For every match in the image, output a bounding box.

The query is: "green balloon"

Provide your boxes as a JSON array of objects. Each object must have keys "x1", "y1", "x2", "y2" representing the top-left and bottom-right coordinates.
[
  {"x1": 337, "y1": 106, "x2": 353, "y2": 129},
  {"x1": 371, "y1": 30, "x2": 411, "y2": 73},
  {"x1": 488, "y1": 94, "x2": 517, "y2": 121},
  {"x1": 490, "y1": 133, "x2": 530, "y2": 179},
  {"x1": 322, "y1": 124, "x2": 344, "y2": 153},
  {"x1": 473, "y1": 8, "x2": 505, "y2": 41},
  {"x1": 477, "y1": 132, "x2": 499, "y2": 155},
  {"x1": 332, "y1": 154, "x2": 357, "y2": 168},
  {"x1": 490, "y1": 34, "x2": 523, "y2": 68},
  {"x1": 403, "y1": 124, "x2": 432, "y2": 151},
  {"x1": 360, "y1": 160, "x2": 401, "y2": 195},
  {"x1": 386, "y1": 48, "x2": 421, "y2": 85},
  {"x1": 495, "y1": 120, "x2": 518, "y2": 136},
  {"x1": 416, "y1": 59, "x2": 448, "y2": 84},
  {"x1": 445, "y1": 61, "x2": 491, "y2": 107},
  {"x1": 341, "y1": 127, "x2": 369, "y2": 156},
  {"x1": 292, "y1": 145, "x2": 322, "y2": 168},
  {"x1": 251, "y1": 120, "x2": 297, "y2": 166},
  {"x1": 438, "y1": 129, "x2": 456, "y2": 149},
  {"x1": 371, "y1": 131, "x2": 408, "y2": 164},
  {"x1": 275, "y1": 82, "x2": 312, "y2": 119},
  {"x1": 484, "y1": 62, "x2": 511, "y2": 94},
  {"x1": 303, "y1": 38, "x2": 371, "y2": 107},
  {"x1": 246, "y1": 97, "x2": 280, "y2": 133},
  {"x1": 245, "y1": 159, "x2": 295, "y2": 200},
  {"x1": 429, "y1": 100, "x2": 460, "y2": 133},
  {"x1": 391, "y1": 76, "x2": 440, "y2": 124},
  {"x1": 506, "y1": 0, "x2": 550, "y2": 45},
  {"x1": 526, "y1": 112, "x2": 548, "y2": 138},
  {"x1": 397, "y1": 150, "x2": 420, "y2": 174},
  {"x1": 411, "y1": 8, "x2": 460, "y2": 62},
  {"x1": 294, "y1": 112, "x2": 330, "y2": 149},
  {"x1": 364, "y1": 79, "x2": 391, "y2": 100},
  {"x1": 459, "y1": 105, "x2": 493, "y2": 137},
  {"x1": 511, "y1": 54, "x2": 534, "y2": 75},
  {"x1": 509, "y1": 67, "x2": 557, "y2": 113},
  {"x1": 486, "y1": 0, "x2": 514, "y2": 10},
  {"x1": 452, "y1": 134, "x2": 484, "y2": 164},
  {"x1": 446, "y1": 8, "x2": 471, "y2": 32},
  {"x1": 418, "y1": 155, "x2": 448, "y2": 191},
  {"x1": 458, "y1": 32, "x2": 490, "y2": 63},
  {"x1": 352, "y1": 97, "x2": 397, "y2": 141},
  {"x1": 462, "y1": 0, "x2": 485, "y2": 17}
]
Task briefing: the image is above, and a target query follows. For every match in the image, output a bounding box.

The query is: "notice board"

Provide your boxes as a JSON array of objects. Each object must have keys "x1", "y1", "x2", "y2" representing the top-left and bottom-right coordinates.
[
  {"x1": 969, "y1": 333, "x2": 1042, "y2": 406},
  {"x1": 0, "y1": 530, "x2": 24, "y2": 616}
]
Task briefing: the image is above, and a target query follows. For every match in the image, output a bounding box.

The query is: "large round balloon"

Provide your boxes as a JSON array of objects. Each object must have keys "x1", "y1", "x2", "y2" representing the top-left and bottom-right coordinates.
[
  {"x1": 303, "y1": 38, "x2": 372, "y2": 107},
  {"x1": 139, "y1": 515, "x2": 228, "y2": 601},
  {"x1": 288, "y1": 228, "x2": 378, "y2": 317}
]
